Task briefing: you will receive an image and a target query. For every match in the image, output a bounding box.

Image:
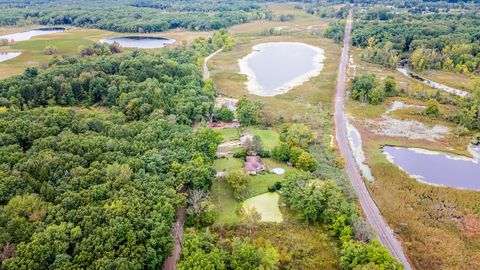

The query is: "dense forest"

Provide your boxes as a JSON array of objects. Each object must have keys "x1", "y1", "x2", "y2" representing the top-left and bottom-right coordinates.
[
  {"x1": 351, "y1": 3, "x2": 480, "y2": 73},
  {"x1": 317, "y1": 1, "x2": 480, "y2": 73},
  {"x1": 0, "y1": 31, "x2": 234, "y2": 269},
  {"x1": 0, "y1": 0, "x2": 273, "y2": 32}
]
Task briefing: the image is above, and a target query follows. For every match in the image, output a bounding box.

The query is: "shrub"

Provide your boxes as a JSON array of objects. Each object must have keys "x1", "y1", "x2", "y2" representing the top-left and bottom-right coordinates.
[
  {"x1": 215, "y1": 105, "x2": 234, "y2": 122},
  {"x1": 43, "y1": 46, "x2": 58, "y2": 55},
  {"x1": 233, "y1": 148, "x2": 247, "y2": 159},
  {"x1": 423, "y1": 99, "x2": 440, "y2": 118},
  {"x1": 289, "y1": 146, "x2": 304, "y2": 165},
  {"x1": 295, "y1": 151, "x2": 318, "y2": 172},
  {"x1": 226, "y1": 170, "x2": 249, "y2": 200},
  {"x1": 267, "y1": 181, "x2": 282, "y2": 192},
  {"x1": 258, "y1": 149, "x2": 270, "y2": 158},
  {"x1": 367, "y1": 86, "x2": 385, "y2": 105},
  {"x1": 271, "y1": 142, "x2": 291, "y2": 162},
  {"x1": 384, "y1": 76, "x2": 397, "y2": 97},
  {"x1": 351, "y1": 74, "x2": 383, "y2": 105},
  {"x1": 280, "y1": 123, "x2": 314, "y2": 149}
]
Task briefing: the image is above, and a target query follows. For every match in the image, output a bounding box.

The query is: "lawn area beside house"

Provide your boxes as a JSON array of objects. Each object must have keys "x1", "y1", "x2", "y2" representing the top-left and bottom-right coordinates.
[{"x1": 244, "y1": 128, "x2": 280, "y2": 151}]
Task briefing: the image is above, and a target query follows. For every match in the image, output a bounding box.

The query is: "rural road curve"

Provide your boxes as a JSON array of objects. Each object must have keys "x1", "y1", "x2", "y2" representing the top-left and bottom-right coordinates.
[{"x1": 333, "y1": 10, "x2": 413, "y2": 270}]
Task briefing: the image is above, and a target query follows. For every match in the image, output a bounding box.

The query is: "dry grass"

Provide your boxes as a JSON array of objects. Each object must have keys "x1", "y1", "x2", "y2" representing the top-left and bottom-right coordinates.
[
  {"x1": 363, "y1": 139, "x2": 480, "y2": 269},
  {"x1": 210, "y1": 30, "x2": 341, "y2": 121},
  {"x1": 214, "y1": 209, "x2": 340, "y2": 270},
  {"x1": 348, "y1": 49, "x2": 480, "y2": 269},
  {"x1": 417, "y1": 69, "x2": 479, "y2": 92}
]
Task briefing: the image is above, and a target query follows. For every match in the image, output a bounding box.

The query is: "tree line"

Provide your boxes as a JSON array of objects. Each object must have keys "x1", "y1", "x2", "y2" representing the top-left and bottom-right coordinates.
[
  {"x1": 0, "y1": 30, "x2": 237, "y2": 269},
  {"x1": 351, "y1": 5, "x2": 480, "y2": 74},
  {"x1": 0, "y1": 0, "x2": 272, "y2": 33}
]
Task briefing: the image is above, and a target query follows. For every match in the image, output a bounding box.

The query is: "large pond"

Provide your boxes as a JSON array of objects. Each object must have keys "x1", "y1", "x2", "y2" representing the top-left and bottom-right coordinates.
[
  {"x1": 0, "y1": 28, "x2": 65, "y2": 42},
  {"x1": 384, "y1": 146, "x2": 480, "y2": 191},
  {"x1": 100, "y1": 36, "x2": 175, "y2": 49},
  {"x1": 0, "y1": 52, "x2": 21, "y2": 62},
  {"x1": 239, "y1": 42, "x2": 325, "y2": 96}
]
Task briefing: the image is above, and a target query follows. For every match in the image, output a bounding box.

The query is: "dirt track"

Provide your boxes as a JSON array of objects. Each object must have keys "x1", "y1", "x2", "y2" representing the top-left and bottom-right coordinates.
[{"x1": 162, "y1": 207, "x2": 186, "y2": 270}]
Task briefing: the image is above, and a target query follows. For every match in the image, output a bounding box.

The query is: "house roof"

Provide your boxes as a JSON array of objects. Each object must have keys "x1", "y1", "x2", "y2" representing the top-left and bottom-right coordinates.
[{"x1": 244, "y1": 156, "x2": 265, "y2": 172}]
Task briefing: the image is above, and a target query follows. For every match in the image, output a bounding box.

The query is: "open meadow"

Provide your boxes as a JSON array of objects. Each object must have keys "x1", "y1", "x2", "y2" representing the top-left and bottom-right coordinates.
[{"x1": 0, "y1": 26, "x2": 211, "y2": 79}]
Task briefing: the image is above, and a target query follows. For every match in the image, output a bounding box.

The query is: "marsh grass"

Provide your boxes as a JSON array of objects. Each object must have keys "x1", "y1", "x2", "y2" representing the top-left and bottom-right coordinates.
[
  {"x1": 346, "y1": 39, "x2": 480, "y2": 268},
  {"x1": 417, "y1": 69, "x2": 479, "y2": 92},
  {"x1": 363, "y1": 139, "x2": 480, "y2": 269}
]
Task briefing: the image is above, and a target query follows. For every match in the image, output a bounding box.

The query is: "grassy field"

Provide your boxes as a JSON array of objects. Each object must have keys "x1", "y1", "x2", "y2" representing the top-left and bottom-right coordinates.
[
  {"x1": 242, "y1": 192, "x2": 283, "y2": 222},
  {"x1": 211, "y1": 176, "x2": 241, "y2": 224},
  {"x1": 244, "y1": 128, "x2": 280, "y2": 151},
  {"x1": 213, "y1": 157, "x2": 243, "y2": 173},
  {"x1": 347, "y1": 48, "x2": 480, "y2": 269},
  {"x1": 417, "y1": 69, "x2": 479, "y2": 92},
  {"x1": 219, "y1": 128, "x2": 241, "y2": 142},
  {"x1": 212, "y1": 156, "x2": 299, "y2": 224},
  {"x1": 0, "y1": 27, "x2": 211, "y2": 79}
]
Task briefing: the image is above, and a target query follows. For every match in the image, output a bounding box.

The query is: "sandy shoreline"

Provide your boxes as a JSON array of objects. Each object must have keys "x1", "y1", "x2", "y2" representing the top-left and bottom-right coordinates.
[
  {"x1": 238, "y1": 42, "x2": 325, "y2": 96},
  {"x1": 0, "y1": 52, "x2": 21, "y2": 62},
  {"x1": 346, "y1": 118, "x2": 374, "y2": 181}
]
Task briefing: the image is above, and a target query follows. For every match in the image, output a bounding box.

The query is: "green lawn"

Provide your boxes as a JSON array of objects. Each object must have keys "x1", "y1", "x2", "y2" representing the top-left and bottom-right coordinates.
[
  {"x1": 213, "y1": 157, "x2": 243, "y2": 172},
  {"x1": 219, "y1": 128, "x2": 241, "y2": 142},
  {"x1": 212, "y1": 157, "x2": 291, "y2": 224},
  {"x1": 263, "y1": 158, "x2": 292, "y2": 171},
  {"x1": 242, "y1": 192, "x2": 283, "y2": 222},
  {"x1": 248, "y1": 173, "x2": 281, "y2": 197},
  {"x1": 12, "y1": 39, "x2": 93, "y2": 54},
  {"x1": 244, "y1": 128, "x2": 280, "y2": 151},
  {"x1": 247, "y1": 158, "x2": 300, "y2": 197},
  {"x1": 211, "y1": 177, "x2": 241, "y2": 224}
]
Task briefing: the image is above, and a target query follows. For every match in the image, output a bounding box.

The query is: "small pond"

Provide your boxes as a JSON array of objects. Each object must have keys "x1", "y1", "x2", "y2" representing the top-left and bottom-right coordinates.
[
  {"x1": 239, "y1": 42, "x2": 325, "y2": 96},
  {"x1": 383, "y1": 146, "x2": 480, "y2": 191},
  {"x1": 0, "y1": 52, "x2": 21, "y2": 62},
  {"x1": 100, "y1": 36, "x2": 175, "y2": 49},
  {"x1": 0, "y1": 28, "x2": 65, "y2": 42}
]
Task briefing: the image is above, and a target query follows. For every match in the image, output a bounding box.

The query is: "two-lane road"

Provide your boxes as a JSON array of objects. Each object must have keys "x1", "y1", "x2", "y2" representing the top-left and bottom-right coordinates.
[{"x1": 333, "y1": 10, "x2": 413, "y2": 270}]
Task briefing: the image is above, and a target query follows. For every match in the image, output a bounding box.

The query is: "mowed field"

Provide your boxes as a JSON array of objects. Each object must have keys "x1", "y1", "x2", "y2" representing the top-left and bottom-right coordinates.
[
  {"x1": 346, "y1": 45, "x2": 480, "y2": 268},
  {"x1": 0, "y1": 26, "x2": 211, "y2": 79}
]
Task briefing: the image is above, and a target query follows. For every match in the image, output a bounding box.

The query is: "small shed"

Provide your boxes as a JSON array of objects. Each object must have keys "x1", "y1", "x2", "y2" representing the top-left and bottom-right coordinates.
[{"x1": 244, "y1": 156, "x2": 266, "y2": 175}]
